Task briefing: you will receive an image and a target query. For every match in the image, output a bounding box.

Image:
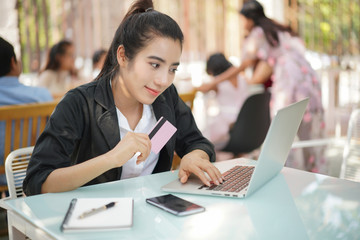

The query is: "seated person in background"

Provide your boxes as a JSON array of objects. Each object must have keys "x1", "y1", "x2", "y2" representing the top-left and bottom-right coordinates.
[
  {"x1": 23, "y1": 0, "x2": 223, "y2": 196},
  {"x1": 198, "y1": 53, "x2": 259, "y2": 150},
  {"x1": 38, "y1": 40, "x2": 79, "y2": 99},
  {"x1": 92, "y1": 48, "x2": 107, "y2": 79},
  {"x1": 0, "y1": 36, "x2": 53, "y2": 186}
]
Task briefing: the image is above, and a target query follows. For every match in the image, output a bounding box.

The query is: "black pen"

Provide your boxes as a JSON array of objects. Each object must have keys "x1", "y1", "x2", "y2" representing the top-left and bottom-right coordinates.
[{"x1": 78, "y1": 202, "x2": 117, "y2": 219}]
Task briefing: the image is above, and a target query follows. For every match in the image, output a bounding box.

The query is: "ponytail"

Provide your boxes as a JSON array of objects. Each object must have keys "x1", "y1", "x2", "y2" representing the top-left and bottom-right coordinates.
[
  {"x1": 256, "y1": 18, "x2": 296, "y2": 47},
  {"x1": 123, "y1": 0, "x2": 153, "y2": 20},
  {"x1": 95, "y1": 0, "x2": 183, "y2": 81}
]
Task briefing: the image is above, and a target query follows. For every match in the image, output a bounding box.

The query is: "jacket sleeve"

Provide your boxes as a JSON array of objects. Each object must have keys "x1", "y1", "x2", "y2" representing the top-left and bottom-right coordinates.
[
  {"x1": 170, "y1": 86, "x2": 216, "y2": 162},
  {"x1": 23, "y1": 90, "x2": 86, "y2": 196}
]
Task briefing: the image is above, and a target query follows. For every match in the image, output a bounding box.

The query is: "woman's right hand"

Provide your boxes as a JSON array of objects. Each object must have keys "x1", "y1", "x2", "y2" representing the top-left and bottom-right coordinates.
[
  {"x1": 108, "y1": 132, "x2": 151, "y2": 167},
  {"x1": 41, "y1": 132, "x2": 151, "y2": 194},
  {"x1": 195, "y1": 82, "x2": 216, "y2": 93}
]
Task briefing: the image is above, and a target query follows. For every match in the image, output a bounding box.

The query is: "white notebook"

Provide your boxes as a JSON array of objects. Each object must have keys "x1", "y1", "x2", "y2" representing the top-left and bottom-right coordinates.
[{"x1": 61, "y1": 198, "x2": 133, "y2": 232}]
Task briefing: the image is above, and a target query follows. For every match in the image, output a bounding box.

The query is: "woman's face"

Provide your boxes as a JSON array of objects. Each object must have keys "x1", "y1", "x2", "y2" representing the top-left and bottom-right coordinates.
[
  {"x1": 240, "y1": 15, "x2": 254, "y2": 33},
  {"x1": 59, "y1": 45, "x2": 75, "y2": 71},
  {"x1": 117, "y1": 37, "x2": 182, "y2": 105}
]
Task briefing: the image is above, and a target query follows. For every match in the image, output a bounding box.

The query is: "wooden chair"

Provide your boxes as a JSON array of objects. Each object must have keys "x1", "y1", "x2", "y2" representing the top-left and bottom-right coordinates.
[
  {"x1": 171, "y1": 90, "x2": 197, "y2": 170},
  {"x1": 179, "y1": 90, "x2": 197, "y2": 110},
  {"x1": 0, "y1": 101, "x2": 58, "y2": 192}
]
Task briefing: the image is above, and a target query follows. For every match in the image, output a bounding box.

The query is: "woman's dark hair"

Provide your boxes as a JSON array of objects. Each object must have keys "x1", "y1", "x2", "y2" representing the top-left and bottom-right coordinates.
[
  {"x1": 41, "y1": 40, "x2": 73, "y2": 73},
  {"x1": 92, "y1": 49, "x2": 107, "y2": 65},
  {"x1": 240, "y1": 0, "x2": 295, "y2": 47},
  {"x1": 96, "y1": 0, "x2": 184, "y2": 81},
  {"x1": 0, "y1": 37, "x2": 17, "y2": 77},
  {"x1": 206, "y1": 53, "x2": 233, "y2": 76}
]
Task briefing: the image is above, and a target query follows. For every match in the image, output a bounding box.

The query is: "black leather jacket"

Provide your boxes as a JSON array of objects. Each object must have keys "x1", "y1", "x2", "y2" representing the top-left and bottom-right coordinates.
[{"x1": 23, "y1": 77, "x2": 215, "y2": 195}]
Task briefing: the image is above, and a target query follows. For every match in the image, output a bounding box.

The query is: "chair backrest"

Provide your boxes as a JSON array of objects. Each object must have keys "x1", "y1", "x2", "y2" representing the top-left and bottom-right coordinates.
[
  {"x1": 179, "y1": 90, "x2": 197, "y2": 110},
  {"x1": 5, "y1": 146, "x2": 33, "y2": 199},
  {"x1": 340, "y1": 109, "x2": 360, "y2": 182},
  {"x1": 0, "y1": 101, "x2": 57, "y2": 191},
  {"x1": 221, "y1": 91, "x2": 271, "y2": 155}
]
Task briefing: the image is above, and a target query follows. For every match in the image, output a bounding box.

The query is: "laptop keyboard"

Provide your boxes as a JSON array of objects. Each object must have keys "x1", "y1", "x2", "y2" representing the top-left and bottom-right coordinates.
[{"x1": 199, "y1": 165, "x2": 255, "y2": 193}]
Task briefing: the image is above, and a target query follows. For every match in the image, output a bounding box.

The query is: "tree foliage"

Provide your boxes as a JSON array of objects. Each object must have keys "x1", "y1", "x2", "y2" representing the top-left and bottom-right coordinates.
[{"x1": 298, "y1": 0, "x2": 360, "y2": 55}]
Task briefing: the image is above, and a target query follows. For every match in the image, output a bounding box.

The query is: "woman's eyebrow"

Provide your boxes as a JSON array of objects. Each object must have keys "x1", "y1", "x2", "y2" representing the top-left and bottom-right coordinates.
[{"x1": 147, "y1": 56, "x2": 180, "y2": 66}]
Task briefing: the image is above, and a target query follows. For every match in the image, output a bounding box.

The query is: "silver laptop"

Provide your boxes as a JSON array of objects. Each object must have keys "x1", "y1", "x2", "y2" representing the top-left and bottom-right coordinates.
[{"x1": 162, "y1": 98, "x2": 309, "y2": 198}]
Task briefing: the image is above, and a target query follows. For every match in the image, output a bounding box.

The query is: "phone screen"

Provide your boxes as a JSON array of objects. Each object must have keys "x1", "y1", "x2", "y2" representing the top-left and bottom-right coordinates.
[{"x1": 146, "y1": 194, "x2": 205, "y2": 216}]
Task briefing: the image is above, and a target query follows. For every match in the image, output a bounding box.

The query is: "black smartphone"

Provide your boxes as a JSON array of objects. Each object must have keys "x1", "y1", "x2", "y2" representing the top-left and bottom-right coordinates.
[{"x1": 146, "y1": 194, "x2": 205, "y2": 216}]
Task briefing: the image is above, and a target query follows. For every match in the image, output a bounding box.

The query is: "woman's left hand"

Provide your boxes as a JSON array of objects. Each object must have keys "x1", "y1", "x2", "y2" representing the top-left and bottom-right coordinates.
[{"x1": 178, "y1": 150, "x2": 223, "y2": 186}]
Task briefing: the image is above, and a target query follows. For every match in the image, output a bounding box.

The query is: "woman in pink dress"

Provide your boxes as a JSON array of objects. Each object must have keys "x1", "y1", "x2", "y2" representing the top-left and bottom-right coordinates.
[{"x1": 198, "y1": 1, "x2": 326, "y2": 173}]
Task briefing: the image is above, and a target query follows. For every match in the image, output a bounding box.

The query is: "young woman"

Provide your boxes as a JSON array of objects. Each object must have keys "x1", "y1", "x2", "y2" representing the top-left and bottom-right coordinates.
[
  {"x1": 23, "y1": 0, "x2": 223, "y2": 196},
  {"x1": 38, "y1": 40, "x2": 78, "y2": 99},
  {"x1": 198, "y1": 0, "x2": 325, "y2": 173}
]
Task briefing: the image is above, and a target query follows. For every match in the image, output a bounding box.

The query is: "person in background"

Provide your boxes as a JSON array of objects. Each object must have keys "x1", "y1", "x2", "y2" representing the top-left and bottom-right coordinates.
[
  {"x1": 38, "y1": 40, "x2": 78, "y2": 99},
  {"x1": 198, "y1": 0, "x2": 325, "y2": 173},
  {"x1": 0, "y1": 36, "x2": 53, "y2": 187},
  {"x1": 92, "y1": 49, "x2": 107, "y2": 79},
  {"x1": 200, "y1": 53, "x2": 253, "y2": 150},
  {"x1": 23, "y1": 0, "x2": 223, "y2": 196}
]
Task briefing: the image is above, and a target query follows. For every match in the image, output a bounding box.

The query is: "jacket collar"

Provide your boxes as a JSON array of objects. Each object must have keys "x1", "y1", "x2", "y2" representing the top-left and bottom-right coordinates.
[
  {"x1": 152, "y1": 93, "x2": 172, "y2": 121},
  {"x1": 152, "y1": 88, "x2": 175, "y2": 158},
  {"x1": 94, "y1": 78, "x2": 174, "y2": 158},
  {"x1": 94, "y1": 76, "x2": 115, "y2": 110},
  {"x1": 94, "y1": 77, "x2": 120, "y2": 149}
]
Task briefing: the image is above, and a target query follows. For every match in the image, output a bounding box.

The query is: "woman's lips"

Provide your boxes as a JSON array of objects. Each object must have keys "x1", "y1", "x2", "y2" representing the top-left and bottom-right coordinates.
[{"x1": 145, "y1": 86, "x2": 160, "y2": 96}]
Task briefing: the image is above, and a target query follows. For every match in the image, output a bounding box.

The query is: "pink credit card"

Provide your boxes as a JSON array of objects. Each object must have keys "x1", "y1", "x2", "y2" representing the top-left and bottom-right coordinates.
[{"x1": 148, "y1": 117, "x2": 177, "y2": 154}]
